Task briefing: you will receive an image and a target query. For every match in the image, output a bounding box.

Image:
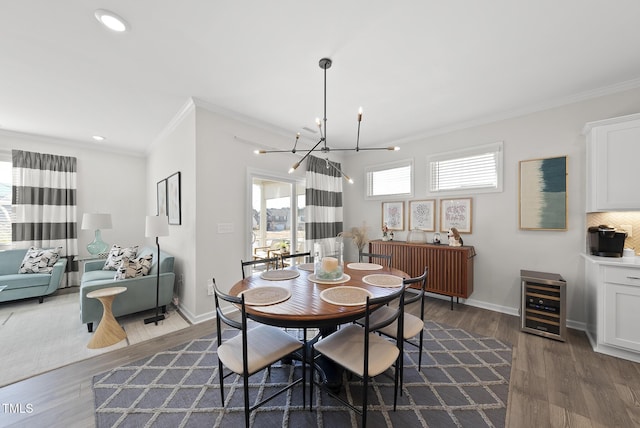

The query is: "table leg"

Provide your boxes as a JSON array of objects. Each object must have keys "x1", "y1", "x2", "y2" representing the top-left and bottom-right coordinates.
[{"x1": 87, "y1": 295, "x2": 127, "y2": 349}]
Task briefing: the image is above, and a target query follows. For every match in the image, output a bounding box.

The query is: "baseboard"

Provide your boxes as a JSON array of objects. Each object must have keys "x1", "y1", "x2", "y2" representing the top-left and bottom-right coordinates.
[
  {"x1": 460, "y1": 296, "x2": 587, "y2": 332},
  {"x1": 463, "y1": 297, "x2": 519, "y2": 317},
  {"x1": 177, "y1": 304, "x2": 216, "y2": 325},
  {"x1": 177, "y1": 303, "x2": 240, "y2": 325}
]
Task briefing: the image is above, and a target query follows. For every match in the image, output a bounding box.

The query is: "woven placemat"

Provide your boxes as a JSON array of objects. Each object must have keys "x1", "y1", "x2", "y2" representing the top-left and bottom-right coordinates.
[
  {"x1": 238, "y1": 286, "x2": 291, "y2": 306},
  {"x1": 346, "y1": 262, "x2": 383, "y2": 270},
  {"x1": 320, "y1": 286, "x2": 373, "y2": 306},
  {"x1": 297, "y1": 263, "x2": 314, "y2": 272},
  {"x1": 362, "y1": 274, "x2": 404, "y2": 288},
  {"x1": 260, "y1": 269, "x2": 300, "y2": 280}
]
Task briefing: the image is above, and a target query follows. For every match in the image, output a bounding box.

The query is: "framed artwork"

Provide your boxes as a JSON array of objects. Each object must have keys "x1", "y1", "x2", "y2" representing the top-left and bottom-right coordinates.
[
  {"x1": 381, "y1": 201, "x2": 404, "y2": 231},
  {"x1": 409, "y1": 200, "x2": 435, "y2": 231},
  {"x1": 440, "y1": 198, "x2": 472, "y2": 233},
  {"x1": 519, "y1": 156, "x2": 567, "y2": 231},
  {"x1": 167, "y1": 171, "x2": 182, "y2": 225},
  {"x1": 156, "y1": 179, "x2": 167, "y2": 216}
]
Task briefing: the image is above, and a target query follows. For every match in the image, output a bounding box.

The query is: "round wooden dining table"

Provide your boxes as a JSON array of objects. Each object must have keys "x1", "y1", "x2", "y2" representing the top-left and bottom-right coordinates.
[{"x1": 229, "y1": 262, "x2": 409, "y2": 329}]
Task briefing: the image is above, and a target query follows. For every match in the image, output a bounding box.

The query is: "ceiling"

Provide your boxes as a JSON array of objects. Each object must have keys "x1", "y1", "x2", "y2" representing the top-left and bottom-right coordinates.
[{"x1": 2, "y1": 1, "x2": 640, "y2": 155}]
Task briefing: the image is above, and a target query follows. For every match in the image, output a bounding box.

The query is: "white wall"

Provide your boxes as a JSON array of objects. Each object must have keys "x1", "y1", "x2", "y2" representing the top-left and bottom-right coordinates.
[
  {"x1": 149, "y1": 99, "x2": 308, "y2": 322},
  {"x1": 0, "y1": 131, "x2": 147, "y2": 283},
  {"x1": 145, "y1": 102, "x2": 197, "y2": 317},
  {"x1": 343, "y1": 87, "x2": 640, "y2": 327},
  {"x1": 190, "y1": 105, "x2": 308, "y2": 322}
]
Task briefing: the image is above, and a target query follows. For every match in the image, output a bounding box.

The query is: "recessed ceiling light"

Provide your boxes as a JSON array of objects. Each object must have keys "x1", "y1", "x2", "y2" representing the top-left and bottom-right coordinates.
[
  {"x1": 94, "y1": 9, "x2": 129, "y2": 32},
  {"x1": 92, "y1": 135, "x2": 106, "y2": 141}
]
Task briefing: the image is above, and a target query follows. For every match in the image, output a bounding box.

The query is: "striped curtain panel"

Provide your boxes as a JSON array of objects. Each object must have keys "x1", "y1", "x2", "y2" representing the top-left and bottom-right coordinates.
[
  {"x1": 12, "y1": 150, "x2": 79, "y2": 287},
  {"x1": 305, "y1": 155, "x2": 343, "y2": 255}
]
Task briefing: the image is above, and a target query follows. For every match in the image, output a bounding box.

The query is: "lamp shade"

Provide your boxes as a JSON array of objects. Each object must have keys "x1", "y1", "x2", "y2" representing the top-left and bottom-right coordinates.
[
  {"x1": 81, "y1": 213, "x2": 112, "y2": 230},
  {"x1": 145, "y1": 215, "x2": 169, "y2": 238}
]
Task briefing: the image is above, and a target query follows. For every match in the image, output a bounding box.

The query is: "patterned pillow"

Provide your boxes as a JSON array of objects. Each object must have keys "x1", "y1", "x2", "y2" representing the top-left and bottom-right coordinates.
[
  {"x1": 114, "y1": 254, "x2": 153, "y2": 280},
  {"x1": 18, "y1": 246, "x2": 63, "y2": 274},
  {"x1": 102, "y1": 245, "x2": 139, "y2": 271}
]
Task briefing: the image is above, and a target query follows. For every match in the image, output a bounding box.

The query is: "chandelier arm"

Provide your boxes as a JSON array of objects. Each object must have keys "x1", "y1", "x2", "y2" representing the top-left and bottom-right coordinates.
[
  {"x1": 296, "y1": 138, "x2": 324, "y2": 164},
  {"x1": 354, "y1": 146, "x2": 400, "y2": 151},
  {"x1": 323, "y1": 60, "x2": 328, "y2": 151},
  {"x1": 326, "y1": 160, "x2": 353, "y2": 183}
]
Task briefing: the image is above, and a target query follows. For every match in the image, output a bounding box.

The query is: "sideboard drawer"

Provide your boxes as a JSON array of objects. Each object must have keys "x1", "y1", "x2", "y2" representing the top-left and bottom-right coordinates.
[{"x1": 603, "y1": 266, "x2": 640, "y2": 286}]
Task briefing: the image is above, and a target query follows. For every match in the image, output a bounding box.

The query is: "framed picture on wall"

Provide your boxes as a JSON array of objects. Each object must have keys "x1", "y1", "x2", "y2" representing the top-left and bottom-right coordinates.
[
  {"x1": 519, "y1": 156, "x2": 567, "y2": 230},
  {"x1": 409, "y1": 200, "x2": 435, "y2": 231},
  {"x1": 381, "y1": 201, "x2": 404, "y2": 231},
  {"x1": 157, "y1": 179, "x2": 167, "y2": 216},
  {"x1": 167, "y1": 172, "x2": 181, "y2": 225},
  {"x1": 440, "y1": 198, "x2": 472, "y2": 233}
]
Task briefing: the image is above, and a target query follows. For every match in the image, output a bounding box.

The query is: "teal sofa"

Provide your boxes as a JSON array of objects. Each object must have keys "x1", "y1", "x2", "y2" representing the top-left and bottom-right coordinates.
[
  {"x1": 0, "y1": 249, "x2": 67, "y2": 304},
  {"x1": 80, "y1": 246, "x2": 175, "y2": 332}
]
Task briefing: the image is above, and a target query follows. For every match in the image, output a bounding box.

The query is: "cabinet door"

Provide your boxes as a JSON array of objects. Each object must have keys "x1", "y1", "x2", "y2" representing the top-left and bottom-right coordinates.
[
  {"x1": 603, "y1": 282, "x2": 640, "y2": 351},
  {"x1": 590, "y1": 118, "x2": 640, "y2": 211}
]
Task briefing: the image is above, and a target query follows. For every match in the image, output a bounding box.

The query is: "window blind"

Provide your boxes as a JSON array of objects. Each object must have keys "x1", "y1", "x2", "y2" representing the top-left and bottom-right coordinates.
[{"x1": 429, "y1": 142, "x2": 503, "y2": 193}]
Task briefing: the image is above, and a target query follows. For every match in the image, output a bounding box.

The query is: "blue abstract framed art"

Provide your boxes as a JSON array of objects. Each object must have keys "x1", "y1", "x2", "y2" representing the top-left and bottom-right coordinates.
[{"x1": 519, "y1": 156, "x2": 567, "y2": 230}]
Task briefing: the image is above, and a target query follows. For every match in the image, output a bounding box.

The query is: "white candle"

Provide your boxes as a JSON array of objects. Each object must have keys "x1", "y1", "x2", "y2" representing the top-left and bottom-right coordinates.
[{"x1": 321, "y1": 257, "x2": 338, "y2": 272}]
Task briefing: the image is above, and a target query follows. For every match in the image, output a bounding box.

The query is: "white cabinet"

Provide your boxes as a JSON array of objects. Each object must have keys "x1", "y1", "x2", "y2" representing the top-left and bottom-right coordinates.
[
  {"x1": 602, "y1": 266, "x2": 640, "y2": 352},
  {"x1": 583, "y1": 113, "x2": 640, "y2": 212},
  {"x1": 583, "y1": 255, "x2": 640, "y2": 363}
]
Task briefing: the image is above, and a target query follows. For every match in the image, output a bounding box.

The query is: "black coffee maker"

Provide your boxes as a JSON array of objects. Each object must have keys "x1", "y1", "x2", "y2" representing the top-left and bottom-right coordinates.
[{"x1": 588, "y1": 225, "x2": 627, "y2": 257}]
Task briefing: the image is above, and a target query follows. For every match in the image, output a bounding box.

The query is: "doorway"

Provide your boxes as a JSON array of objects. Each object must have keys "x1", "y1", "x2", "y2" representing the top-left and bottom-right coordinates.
[{"x1": 250, "y1": 174, "x2": 305, "y2": 262}]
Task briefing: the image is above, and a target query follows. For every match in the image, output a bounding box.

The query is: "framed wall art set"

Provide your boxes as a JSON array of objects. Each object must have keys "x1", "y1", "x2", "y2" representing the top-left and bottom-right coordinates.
[
  {"x1": 381, "y1": 197, "x2": 473, "y2": 233},
  {"x1": 156, "y1": 171, "x2": 182, "y2": 225}
]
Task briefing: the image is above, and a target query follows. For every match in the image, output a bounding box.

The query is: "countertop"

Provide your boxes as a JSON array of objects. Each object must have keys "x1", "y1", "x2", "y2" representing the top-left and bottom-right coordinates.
[{"x1": 582, "y1": 253, "x2": 640, "y2": 267}]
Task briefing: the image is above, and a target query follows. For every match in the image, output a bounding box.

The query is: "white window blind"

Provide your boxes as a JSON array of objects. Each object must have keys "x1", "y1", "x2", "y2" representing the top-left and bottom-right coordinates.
[
  {"x1": 429, "y1": 142, "x2": 503, "y2": 193},
  {"x1": 366, "y1": 159, "x2": 413, "y2": 198}
]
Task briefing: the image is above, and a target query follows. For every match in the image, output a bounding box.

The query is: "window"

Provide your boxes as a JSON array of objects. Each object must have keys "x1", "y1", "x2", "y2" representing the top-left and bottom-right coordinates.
[
  {"x1": 0, "y1": 158, "x2": 12, "y2": 246},
  {"x1": 365, "y1": 159, "x2": 413, "y2": 199},
  {"x1": 428, "y1": 142, "x2": 503, "y2": 194}
]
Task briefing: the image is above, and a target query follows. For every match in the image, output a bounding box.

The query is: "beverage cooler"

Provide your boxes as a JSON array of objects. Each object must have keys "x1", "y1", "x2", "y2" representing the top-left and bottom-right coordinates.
[{"x1": 520, "y1": 269, "x2": 567, "y2": 342}]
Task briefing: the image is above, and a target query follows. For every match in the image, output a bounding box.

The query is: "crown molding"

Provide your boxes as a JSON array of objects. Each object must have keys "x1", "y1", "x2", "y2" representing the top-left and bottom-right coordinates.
[
  {"x1": 390, "y1": 76, "x2": 640, "y2": 147},
  {"x1": 0, "y1": 128, "x2": 146, "y2": 157}
]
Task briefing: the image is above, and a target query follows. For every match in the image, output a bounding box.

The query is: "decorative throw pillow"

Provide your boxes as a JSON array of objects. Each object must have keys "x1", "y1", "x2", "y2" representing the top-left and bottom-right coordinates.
[
  {"x1": 103, "y1": 245, "x2": 139, "y2": 271},
  {"x1": 114, "y1": 254, "x2": 153, "y2": 280},
  {"x1": 18, "y1": 246, "x2": 63, "y2": 274}
]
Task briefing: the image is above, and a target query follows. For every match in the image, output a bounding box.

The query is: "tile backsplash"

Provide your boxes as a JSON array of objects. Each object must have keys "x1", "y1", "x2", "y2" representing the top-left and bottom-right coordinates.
[{"x1": 587, "y1": 211, "x2": 640, "y2": 254}]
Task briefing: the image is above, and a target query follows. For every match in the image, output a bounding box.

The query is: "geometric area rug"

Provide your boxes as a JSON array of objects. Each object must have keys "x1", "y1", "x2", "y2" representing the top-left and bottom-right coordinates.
[{"x1": 92, "y1": 321, "x2": 512, "y2": 428}]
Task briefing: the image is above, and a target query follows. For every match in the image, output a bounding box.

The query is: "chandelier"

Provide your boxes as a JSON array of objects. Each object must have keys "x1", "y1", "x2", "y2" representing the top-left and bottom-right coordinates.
[{"x1": 254, "y1": 58, "x2": 399, "y2": 183}]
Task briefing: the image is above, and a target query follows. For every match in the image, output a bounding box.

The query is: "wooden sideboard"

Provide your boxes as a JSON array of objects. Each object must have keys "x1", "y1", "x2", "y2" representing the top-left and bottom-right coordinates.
[{"x1": 369, "y1": 240, "x2": 476, "y2": 308}]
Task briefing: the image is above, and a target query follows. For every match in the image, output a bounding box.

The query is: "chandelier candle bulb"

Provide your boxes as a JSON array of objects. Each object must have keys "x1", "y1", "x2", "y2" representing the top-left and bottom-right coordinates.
[{"x1": 358, "y1": 107, "x2": 363, "y2": 121}]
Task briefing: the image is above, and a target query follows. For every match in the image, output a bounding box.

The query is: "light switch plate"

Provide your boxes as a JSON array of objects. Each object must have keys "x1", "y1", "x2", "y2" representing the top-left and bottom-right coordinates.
[{"x1": 217, "y1": 223, "x2": 234, "y2": 234}]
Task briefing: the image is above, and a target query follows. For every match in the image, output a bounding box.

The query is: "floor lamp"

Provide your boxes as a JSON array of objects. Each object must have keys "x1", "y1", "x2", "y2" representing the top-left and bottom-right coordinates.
[{"x1": 144, "y1": 215, "x2": 169, "y2": 325}]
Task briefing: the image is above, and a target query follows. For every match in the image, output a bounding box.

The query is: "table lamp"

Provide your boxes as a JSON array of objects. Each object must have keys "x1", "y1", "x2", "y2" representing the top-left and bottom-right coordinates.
[
  {"x1": 81, "y1": 213, "x2": 112, "y2": 255},
  {"x1": 144, "y1": 215, "x2": 170, "y2": 325}
]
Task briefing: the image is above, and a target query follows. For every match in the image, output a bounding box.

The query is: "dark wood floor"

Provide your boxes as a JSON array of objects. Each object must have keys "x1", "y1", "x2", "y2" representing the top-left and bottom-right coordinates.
[{"x1": 1, "y1": 297, "x2": 639, "y2": 427}]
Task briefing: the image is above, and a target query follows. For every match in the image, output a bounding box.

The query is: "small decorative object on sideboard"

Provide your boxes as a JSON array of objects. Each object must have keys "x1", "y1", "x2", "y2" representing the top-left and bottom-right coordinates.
[
  {"x1": 382, "y1": 223, "x2": 390, "y2": 241},
  {"x1": 407, "y1": 228, "x2": 427, "y2": 244},
  {"x1": 433, "y1": 232, "x2": 441, "y2": 244},
  {"x1": 448, "y1": 227, "x2": 463, "y2": 246}
]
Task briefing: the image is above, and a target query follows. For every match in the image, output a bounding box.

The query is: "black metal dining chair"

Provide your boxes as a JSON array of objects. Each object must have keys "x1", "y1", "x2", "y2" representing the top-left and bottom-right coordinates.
[
  {"x1": 240, "y1": 257, "x2": 279, "y2": 279},
  {"x1": 358, "y1": 251, "x2": 392, "y2": 268},
  {"x1": 280, "y1": 251, "x2": 312, "y2": 267},
  {"x1": 364, "y1": 267, "x2": 429, "y2": 391},
  {"x1": 213, "y1": 278, "x2": 306, "y2": 428},
  {"x1": 311, "y1": 283, "x2": 405, "y2": 427}
]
